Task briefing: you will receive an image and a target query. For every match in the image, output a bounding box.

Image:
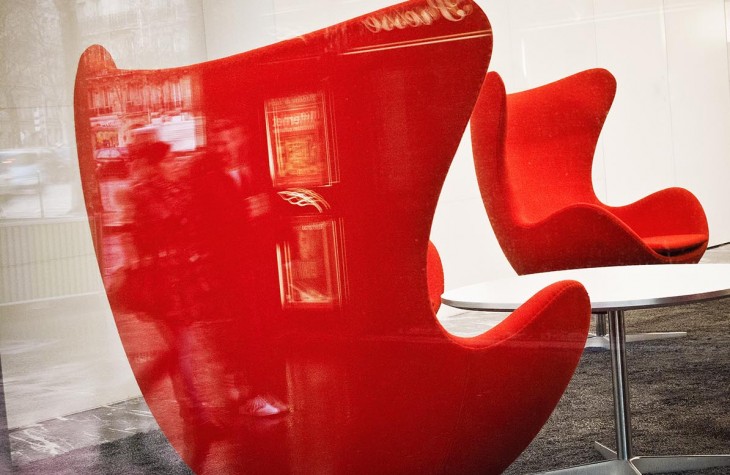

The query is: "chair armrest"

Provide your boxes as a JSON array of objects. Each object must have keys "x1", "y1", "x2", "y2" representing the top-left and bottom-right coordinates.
[
  {"x1": 606, "y1": 187, "x2": 709, "y2": 239},
  {"x1": 442, "y1": 280, "x2": 590, "y2": 473},
  {"x1": 451, "y1": 280, "x2": 590, "y2": 350}
]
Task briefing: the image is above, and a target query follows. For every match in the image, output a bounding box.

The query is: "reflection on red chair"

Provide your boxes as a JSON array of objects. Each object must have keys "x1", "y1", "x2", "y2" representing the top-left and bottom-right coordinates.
[{"x1": 74, "y1": 1, "x2": 590, "y2": 473}]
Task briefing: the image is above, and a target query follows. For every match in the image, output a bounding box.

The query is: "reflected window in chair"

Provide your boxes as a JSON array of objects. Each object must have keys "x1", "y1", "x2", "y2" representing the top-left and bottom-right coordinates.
[{"x1": 277, "y1": 215, "x2": 347, "y2": 309}]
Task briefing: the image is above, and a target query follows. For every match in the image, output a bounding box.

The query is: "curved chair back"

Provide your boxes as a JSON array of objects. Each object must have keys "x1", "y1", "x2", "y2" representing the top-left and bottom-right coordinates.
[
  {"x1": 74, "y1": 3, "x2": 590, "y2": 473},
  {"x1": 472, "y1": 70, "x2": 613, "y2": 233},
  {"x1": 503, "y1": 70, "x2": 614, "y2": 222}
]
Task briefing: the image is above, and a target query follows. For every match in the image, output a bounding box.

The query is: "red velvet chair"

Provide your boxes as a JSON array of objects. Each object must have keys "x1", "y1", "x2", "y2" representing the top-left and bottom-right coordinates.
[
  {"x1": 74, "y1": 2, "x2": 591, "y2": 473},
  {"x1": 471, "y1": 69, "x2": 709, "y2": 277},
  {"x1": 427, "y1": 240, "x2": 445, "y2": 313}
]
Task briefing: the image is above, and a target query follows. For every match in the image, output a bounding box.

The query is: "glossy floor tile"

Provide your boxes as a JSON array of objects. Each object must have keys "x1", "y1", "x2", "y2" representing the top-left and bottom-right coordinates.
[{"x1": 8, "y1": 398, "x2": 158, "y2": 466}]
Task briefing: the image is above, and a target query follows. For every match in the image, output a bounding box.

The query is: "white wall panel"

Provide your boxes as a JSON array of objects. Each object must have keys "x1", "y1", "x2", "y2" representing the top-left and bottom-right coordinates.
[
  {"x1": 271, "y1": 0, "x2": 394, "y2": 38},
  {"x1": 664, "y1": 0, "x2": 730, "y2": 245},
  {"x1": 478, "y1": 0, "x2": 515, "y2": 79},
  {"x1": 501, "y1": 0, "x2": 598, "y2": 90},
  {"x1": 593, "y1": 0, "x2": 676, "y2": 205}
]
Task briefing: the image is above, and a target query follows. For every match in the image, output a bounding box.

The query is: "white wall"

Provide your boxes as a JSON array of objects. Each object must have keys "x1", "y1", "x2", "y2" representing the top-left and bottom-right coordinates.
[{"x1": 663, "y1": 0, "x2": 730, "y2": 244}]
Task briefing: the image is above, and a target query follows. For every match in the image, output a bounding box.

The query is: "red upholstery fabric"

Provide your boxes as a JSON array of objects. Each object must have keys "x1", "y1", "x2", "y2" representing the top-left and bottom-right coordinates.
[
  {"x1": 471, "y1": 70, "x2": 709, "y2": 275},
  {"x1": 74, "y1": 2, "x2": 590, "y2": 473},
  {"x1": 427, "y1": 240, "x2": 445, "y2": 312}
]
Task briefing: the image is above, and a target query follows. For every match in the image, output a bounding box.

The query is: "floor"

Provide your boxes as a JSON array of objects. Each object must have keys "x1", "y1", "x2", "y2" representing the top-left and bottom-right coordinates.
[
  {"x1": 4, "y1": 242, "x2": 730, "y2": 470},
  {"x1": 8, "y1": 398, "x2": 158, "y2": 466}
]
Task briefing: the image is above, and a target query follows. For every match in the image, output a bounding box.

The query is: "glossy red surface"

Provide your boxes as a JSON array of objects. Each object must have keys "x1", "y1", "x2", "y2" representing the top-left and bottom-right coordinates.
[
  {"x1": 74, "y1": 1, "x2": 590, "y2": 473},
  {"x1": 471, "y1": 70, "x2": 709, "y2": 275}
]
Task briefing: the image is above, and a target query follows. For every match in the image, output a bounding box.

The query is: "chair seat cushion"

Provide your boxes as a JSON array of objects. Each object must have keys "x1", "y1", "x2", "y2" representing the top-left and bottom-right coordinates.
[{"x1": 643, "y1": 233, "x2": 708, "y2": 256}]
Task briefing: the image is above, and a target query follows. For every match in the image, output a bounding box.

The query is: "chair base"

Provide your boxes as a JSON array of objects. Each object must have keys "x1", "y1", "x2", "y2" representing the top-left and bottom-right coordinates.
[{"x1": 538, "y1": 442, "x2": 730, "y2": 474}]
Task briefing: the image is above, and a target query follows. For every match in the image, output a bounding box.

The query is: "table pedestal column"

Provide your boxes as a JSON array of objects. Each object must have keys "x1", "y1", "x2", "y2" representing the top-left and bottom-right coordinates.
[{"x1": 608, "y1": 310, "x2": 632, "y2": 460}]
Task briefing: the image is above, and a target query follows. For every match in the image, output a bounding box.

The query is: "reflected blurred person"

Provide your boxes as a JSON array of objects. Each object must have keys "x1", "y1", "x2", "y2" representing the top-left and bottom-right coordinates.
[
  {"x1": 120, "y1": 126, "x2": 228, "y2": 469},
  {"x1": 188, "y1": 119, "x2": 287, "y2": 418}
]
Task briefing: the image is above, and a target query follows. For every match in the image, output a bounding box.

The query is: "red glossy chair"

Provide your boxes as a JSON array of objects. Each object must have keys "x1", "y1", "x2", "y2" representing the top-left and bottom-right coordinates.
[
  {"x1": 471, "y1": 69, "x2": 709, "y2": 277},
  {"x1": 74, "y1": 2, "x2": 590, "y2": 473}
]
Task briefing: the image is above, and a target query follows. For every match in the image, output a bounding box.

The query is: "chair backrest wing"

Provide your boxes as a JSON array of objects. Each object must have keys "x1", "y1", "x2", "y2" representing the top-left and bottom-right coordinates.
[{"x1": 473, "y1": 69, "x2": 616, "y2": 226}]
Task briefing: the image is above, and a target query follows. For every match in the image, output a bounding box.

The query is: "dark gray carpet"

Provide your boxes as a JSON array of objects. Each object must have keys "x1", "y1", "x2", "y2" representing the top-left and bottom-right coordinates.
[
  {"x1": 506, "y1": 298, "x2": 730, "y2": 474},
  {"x1": 12, "y1": 299, "x2": 730, "y2": 474}
]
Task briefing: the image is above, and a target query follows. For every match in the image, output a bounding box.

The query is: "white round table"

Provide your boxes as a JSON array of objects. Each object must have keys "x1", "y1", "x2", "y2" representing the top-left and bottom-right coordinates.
[{"x1": 442, "y1": 264, "x2": 730, "y2": 475}]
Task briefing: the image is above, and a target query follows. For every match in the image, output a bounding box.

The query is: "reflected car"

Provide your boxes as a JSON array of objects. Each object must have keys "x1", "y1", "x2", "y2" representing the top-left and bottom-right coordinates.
[
  {"x1": 94, "y1": 146, "x2": 129, "y2": 178},
  {"x1": 0, "y1": 148, "x2": 53, "y2": 195}
]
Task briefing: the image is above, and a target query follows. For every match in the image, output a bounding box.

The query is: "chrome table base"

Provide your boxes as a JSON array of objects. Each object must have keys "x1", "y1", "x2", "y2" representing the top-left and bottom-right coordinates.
[
  {"x1": 585, "y1": 332, "x2": 687, "y2": 349},
  {"x1": 541, "y1": 310, "x2": 730, "y2": 475},
  {"x1": 585, "y1": 314, "x2": 686, "y2": 350},
  {"x1": 540, "y1": 450, "x2": 730, "y2": 474}
]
